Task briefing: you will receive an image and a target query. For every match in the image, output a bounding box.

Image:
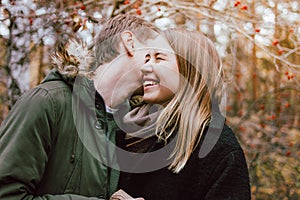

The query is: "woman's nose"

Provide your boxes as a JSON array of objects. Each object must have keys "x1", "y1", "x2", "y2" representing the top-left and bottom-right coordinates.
[{"x1": 140, "y1": 62, "x2": 153, "y2": 73}]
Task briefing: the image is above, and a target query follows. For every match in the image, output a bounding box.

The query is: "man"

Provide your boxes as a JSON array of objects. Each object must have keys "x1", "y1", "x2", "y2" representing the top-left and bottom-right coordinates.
[{"x1": 0, "y1": 14, "x2": 162, "y2": 199}]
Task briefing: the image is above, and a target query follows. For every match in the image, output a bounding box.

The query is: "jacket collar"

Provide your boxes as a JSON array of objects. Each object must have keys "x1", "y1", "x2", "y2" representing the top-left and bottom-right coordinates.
[
  {"x1": 43, "y1": 68, "x2": 106, "y2": 114},
  {"x1": 72, "y1": 75, "x2": 106, "y2": 113}
]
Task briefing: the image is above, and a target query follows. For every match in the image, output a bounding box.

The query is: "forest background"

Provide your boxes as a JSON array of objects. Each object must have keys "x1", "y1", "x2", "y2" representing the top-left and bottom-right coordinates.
[{"x1": 0, "y1": 0, "x2": 299, "y2": 199}]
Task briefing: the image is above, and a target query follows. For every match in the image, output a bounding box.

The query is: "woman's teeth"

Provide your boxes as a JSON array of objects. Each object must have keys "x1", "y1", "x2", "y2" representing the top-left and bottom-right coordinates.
[{"x1": 143, "y1": 80, "x2": 158, "y2": 87}]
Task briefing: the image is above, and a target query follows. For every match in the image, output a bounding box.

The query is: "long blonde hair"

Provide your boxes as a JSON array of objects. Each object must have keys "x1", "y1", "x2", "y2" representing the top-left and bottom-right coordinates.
[{"x1": 157, "y1": 29, "x2": 224, "y2": 173}]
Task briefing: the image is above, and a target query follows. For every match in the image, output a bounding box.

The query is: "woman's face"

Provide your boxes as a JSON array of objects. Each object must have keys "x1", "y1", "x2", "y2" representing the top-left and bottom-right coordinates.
[{"x1": 140, "y1": 46, "x2": 180, "y2": 105}]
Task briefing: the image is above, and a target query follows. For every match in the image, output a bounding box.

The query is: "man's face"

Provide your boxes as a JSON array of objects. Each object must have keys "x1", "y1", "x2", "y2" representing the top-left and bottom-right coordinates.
[{"x1": 93, "y1": 34, "x2": 173, "y2": 108}]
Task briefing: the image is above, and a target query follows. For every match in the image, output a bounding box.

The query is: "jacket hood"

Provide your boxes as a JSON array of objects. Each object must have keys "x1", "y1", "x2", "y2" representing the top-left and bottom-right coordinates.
[
  {"x1": 42, "y1": 37, "x2": 95, "y2": 87},
  {"x1": 50, "y1": 37, "x2": 94, "y2": 79},
  {"x1": 41, "y1": 68, "x2": 65, "y2": 83}
]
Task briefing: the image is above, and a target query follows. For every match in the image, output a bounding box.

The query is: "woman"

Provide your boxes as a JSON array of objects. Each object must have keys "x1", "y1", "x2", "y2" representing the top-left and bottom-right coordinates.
[{"x1": 115, "y1": 29, "x2": 251, "y2": 200}]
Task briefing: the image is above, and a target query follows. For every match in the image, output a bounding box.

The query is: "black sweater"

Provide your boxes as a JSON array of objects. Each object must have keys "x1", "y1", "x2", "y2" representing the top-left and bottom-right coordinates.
[{"x1": 118, "y1": 124, "x2": 251, "y2": 200}]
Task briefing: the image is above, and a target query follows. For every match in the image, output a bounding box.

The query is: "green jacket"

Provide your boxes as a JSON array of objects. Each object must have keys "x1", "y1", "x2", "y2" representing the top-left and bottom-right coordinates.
[{"x1": 0, "y1": 69, "x2": 119, "y2": 199}]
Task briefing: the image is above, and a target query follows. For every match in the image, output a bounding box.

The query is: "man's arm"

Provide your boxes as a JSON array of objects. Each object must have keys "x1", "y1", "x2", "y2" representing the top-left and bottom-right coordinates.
[{"x1": 0, "y1": 88, "x2": 104, "y2": 200}]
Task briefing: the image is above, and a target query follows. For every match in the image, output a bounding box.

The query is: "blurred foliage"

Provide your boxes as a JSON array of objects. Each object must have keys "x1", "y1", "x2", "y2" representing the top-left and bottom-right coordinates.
[{"x1": 0, "y1": 0, "x2": 299, "y2": 199}]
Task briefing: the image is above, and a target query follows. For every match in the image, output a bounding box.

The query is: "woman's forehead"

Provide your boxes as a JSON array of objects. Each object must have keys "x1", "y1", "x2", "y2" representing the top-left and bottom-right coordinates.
[{"x1": 144, "y1": 35, "x2": 174, "y2": 52}]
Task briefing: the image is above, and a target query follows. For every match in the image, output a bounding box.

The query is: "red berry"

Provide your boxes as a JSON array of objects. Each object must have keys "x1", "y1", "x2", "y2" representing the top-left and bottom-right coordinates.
[
  {"x1": 123, "y1": 0, "x2": 130, "y2": 5},
  {"x1": 286, "y1": 151, "x2": 291, "y2": 156},
  {"x1": 273, "y1": 39, "x2": 279, "y2": 45},
  {"x1": 80, "y1": 5, "x2": 86, "y2": 10},
  {"x1": 239, "y1": 126, "x2": 246, "y2": 132},
  {"x1": 260, "y1": 104, "x2": 265, "y2": 110},
  {"x1": 255, "y1": 28, "x2": 260, "y2": 33},
  {"x1": 287, "y1": 74, "x2": 294, "y2": 80},
  {"x1": 234, "y1": 1, "x2": 241, "y2": 7},
  {"x1": 290, "y1": 74, "x2": 294, "y2": 79},
  {"x1": 284, "y1": 102, "x2": 290, "y2": 108},
  {"x1": 271, "y1": 114, "x2": 276, "y2": 120},
  {"x1": 285, "y1": 71, "x2": 289, "y2": 76},
  {"x1": 241, "y1": 5, "x2": 248, "y2": 10},
  {"x1": 225, "y1": 106, "x2": 231, "y2": 111},
  {"x1": 29, "y1": 18, "x2": 33, "y2": 25},
  {"x1": 278, "y1": 49, "x2": 284, "y2": 55},
  {"x1": 136, "y1": 9, "x2": 142, "y2": 15}
]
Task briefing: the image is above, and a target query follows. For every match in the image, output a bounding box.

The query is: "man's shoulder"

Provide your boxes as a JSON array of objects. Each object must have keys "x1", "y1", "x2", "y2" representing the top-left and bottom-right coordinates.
[
  {"x1": 37, "y1": 80, "x2": 70, "y2": 92},
  {"x1": 19, "y1": 80, "x2": 72, "y2": 109}
]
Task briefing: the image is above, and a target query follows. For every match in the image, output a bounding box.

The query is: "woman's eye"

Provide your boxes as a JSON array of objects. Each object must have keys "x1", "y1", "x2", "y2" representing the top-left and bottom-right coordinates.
[
  {"x1": 156, "y1": 57, "x2": 164, "y2": 60},
  {"x1": 144, "y1": 58, "x2": 150, "y2": 63}
]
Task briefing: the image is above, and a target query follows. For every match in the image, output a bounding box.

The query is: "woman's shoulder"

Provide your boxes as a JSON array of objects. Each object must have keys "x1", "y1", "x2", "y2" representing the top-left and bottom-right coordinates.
[
  {"x1": 197, "y1": 122, "x2": 244, "y2": 161},
  {"x1": 219, "y1": 123, "x2": 242, "y2": 149}
]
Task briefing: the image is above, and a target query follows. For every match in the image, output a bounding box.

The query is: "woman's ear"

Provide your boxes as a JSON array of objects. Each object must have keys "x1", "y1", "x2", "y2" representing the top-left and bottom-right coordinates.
[{"x1": 121, "y1": 31, "x2": 135, "y2": 57}]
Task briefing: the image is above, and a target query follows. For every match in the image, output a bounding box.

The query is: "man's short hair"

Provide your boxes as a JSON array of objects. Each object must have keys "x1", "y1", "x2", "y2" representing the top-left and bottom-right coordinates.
[{"x1": 92, "y1": 14, "x2": 160, "y2": 69}]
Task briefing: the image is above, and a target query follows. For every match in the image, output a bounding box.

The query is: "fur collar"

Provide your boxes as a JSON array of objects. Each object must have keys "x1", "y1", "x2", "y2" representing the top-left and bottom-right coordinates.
[{"x1": 50, "y1": 37, "x2": 94, "y2": 78}]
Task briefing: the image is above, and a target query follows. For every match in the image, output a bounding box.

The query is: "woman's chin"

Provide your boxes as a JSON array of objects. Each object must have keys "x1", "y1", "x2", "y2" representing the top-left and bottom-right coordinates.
[{"x1": 142, "y1": 94, "x2": 157, "y2": 104}]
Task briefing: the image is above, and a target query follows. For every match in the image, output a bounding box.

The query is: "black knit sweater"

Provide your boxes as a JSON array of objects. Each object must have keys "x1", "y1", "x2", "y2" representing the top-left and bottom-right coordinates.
[{"x1": 117, "y1": 124, "x2": 251, "y2": 200}]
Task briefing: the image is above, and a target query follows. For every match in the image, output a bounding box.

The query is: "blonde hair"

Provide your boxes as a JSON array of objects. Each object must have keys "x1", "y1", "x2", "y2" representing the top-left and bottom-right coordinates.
[{"x1": 157, "y1": 29, "x2": 224, "y2": 173}]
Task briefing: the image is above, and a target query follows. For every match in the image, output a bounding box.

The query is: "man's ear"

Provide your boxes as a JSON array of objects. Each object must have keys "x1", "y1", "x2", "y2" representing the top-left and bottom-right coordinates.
[{"x1": 121, "y1": 31, "x2": 135, "y2": 57}]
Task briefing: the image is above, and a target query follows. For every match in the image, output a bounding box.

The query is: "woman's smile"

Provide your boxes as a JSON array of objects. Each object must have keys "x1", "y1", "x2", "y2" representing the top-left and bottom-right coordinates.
[{"x1": 143, "y1": 78, "x2": 159, "y2": 90}]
